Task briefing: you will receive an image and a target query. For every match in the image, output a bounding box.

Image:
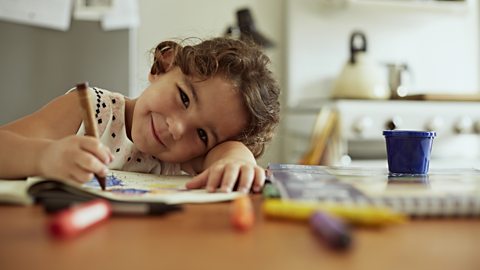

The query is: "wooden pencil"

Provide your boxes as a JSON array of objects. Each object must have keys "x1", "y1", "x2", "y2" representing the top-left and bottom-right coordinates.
[{"x1": 76, "y1": 82, "x2": 107, "y2": 191}]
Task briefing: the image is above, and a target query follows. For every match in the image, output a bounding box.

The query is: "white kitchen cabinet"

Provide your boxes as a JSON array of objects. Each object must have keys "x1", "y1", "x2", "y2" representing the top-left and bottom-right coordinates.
[{"x1": 284, "y1": 98, "x2": 480, "y2": 167}]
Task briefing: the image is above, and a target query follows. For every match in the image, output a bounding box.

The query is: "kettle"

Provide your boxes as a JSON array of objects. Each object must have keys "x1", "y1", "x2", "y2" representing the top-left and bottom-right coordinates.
[
  {"x1": 332, "y1": 31, "x2": 389, "y2": 99},
  {"x1": 386, "y1": 63, "x2": 412, "y2": 99}
]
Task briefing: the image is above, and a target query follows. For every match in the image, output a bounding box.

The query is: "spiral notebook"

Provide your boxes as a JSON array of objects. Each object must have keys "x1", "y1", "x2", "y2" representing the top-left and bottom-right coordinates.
[{"x1": 267, "y1": 164, "x2": 480, "y2": 218}]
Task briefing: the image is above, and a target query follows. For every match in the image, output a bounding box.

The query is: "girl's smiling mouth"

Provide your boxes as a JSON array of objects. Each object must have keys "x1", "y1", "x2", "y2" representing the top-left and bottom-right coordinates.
[{"x1": 150, "y1": 116, "x2": 166, "y2": 147}]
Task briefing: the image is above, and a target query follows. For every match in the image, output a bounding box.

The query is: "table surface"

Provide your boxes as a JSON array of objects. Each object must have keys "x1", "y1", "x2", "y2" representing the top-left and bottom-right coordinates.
[{"x1": 1, "y1": 194, "x2": 480, "y2": 270}]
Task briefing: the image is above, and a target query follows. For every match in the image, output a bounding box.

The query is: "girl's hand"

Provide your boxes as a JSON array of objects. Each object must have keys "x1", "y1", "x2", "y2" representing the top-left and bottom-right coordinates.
[
  {"x1": 185, "y1": 158, "x2": 266, "y2": 193},
  {"x1": 38, "y1": 135, "x2": 113, "y2": 183}
]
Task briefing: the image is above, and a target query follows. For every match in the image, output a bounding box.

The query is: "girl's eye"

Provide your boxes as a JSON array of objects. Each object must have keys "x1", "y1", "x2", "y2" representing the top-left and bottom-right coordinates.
[
  {"x1": 179, "y1": 87, "x2": 190, "y2": 108},
  {"x1": 197, "y1": 129, "x2": 208, "y2": 146}
]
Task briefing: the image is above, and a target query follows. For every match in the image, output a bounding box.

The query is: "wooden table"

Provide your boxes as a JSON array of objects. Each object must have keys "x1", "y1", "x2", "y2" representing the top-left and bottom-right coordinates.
[{"x1": 1, "y1": 195, "x2": 480, "y2": 270}]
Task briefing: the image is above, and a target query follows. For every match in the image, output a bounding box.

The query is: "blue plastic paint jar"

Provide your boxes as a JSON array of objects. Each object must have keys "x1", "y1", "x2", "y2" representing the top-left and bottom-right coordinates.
[{"x1": 383, "y1": 130, "x2": 436, "y2": 175}]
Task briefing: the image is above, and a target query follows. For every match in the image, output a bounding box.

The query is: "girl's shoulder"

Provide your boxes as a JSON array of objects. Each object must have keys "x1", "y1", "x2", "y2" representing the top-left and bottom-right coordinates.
[
  {"x1": 67, "y1": 86, "x2": 126, "y2": 114},
  {"x1": 66, "y1": 86, "x2": 124, "y2": 99},
  {"x1": 73, "y1": 86, "x2": 126, "y2": 137},
  {"x1": 86, "y1": 87, "x2": 125, "y2": 111}
]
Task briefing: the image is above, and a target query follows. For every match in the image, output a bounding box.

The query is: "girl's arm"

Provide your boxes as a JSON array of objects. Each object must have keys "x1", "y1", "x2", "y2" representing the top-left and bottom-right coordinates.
[
  {"x1": 184, "y1": 141, "x2": 265, "y2": 193},
  {"x1": 0, "y1": 92, "x2": 112, "y2": 181}
]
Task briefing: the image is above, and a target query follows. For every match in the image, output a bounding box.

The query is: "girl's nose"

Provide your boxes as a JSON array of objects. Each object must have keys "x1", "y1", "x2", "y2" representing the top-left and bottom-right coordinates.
[{"x1": 166, "y1": 117, "x2": 186, "y2": 141}]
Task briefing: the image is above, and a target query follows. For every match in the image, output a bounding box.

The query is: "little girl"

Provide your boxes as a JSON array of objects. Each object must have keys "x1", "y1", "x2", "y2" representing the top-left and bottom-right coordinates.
[{"x1": 0, "y1": 37, "x2": 280, "y2": 193}]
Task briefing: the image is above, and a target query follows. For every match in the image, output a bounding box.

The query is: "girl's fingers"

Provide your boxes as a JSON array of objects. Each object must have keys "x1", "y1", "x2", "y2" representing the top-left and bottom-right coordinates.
[
  {"x1": 236, "y1": 166, "x2": 254, "y2": 193},
  {"x1": 219, "y1": 164, "x2": 240, "y2": 193},
  {"x1": 68, "y1": 167, "x2": 94, "y2": 184},
  {"x1": 186, "y1": 170, "x2": 209, "y2": 189},
  {"x1": 187, "y1": 163, "x2": 266, "y2": 194},
  {"x1": 252, "y1": 167, "x2": 266, "y2": 193},
  {"x1": 79, "y1": 137, "x2": 112, "y2": 164},
  {"x1": 205, "y1": 165, "x2": 225, "y2": 192},
  {"x1": 74, "y1": 151, "x2": 109, "y2": 177}
]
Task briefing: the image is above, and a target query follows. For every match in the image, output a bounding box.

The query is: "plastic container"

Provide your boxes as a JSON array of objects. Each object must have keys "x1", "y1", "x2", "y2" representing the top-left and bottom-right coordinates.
[{"x1": 383, "y1": 130, "x2": 436, "y2": 175}]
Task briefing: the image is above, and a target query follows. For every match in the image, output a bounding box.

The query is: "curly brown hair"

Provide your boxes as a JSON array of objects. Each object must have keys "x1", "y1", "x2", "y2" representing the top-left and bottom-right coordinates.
[{"x1": 150, "y1": 37, "x2": 280, "y2": 158}]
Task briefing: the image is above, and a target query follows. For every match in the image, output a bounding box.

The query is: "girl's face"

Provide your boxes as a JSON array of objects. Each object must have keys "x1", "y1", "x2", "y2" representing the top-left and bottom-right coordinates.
[{"x1": 131, "y1": 67, "x2": 248, "y2": 163}]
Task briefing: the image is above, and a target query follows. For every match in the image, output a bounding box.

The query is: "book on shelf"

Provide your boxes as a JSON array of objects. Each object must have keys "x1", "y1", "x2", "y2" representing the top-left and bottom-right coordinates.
[
  {"x1": 267, "y1": 163, "x2": 480, "y2": 218},
  {"x1": 0, "y1": 170, "x2": 241, "y2": 206},
  {"x1": 299, "y1": 107, "x2": 342, "y2": 166}
]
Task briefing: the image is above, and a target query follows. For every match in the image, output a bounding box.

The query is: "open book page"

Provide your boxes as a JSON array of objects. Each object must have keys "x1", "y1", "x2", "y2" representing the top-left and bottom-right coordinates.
[
  {"x1": 1, "y1": 170, "x2": 240, "y2": 205},
  {"x1": 0, "y1": 180, "x2": 33, "y2": 205}
]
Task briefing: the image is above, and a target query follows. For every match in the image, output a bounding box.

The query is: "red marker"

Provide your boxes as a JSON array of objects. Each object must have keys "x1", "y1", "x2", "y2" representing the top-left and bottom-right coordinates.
[
  {"x1": 231, "y1": 195, "x2": 254, "y2": 231},
  {"x1": 49, "y1": 199, "x2": 112, "y2": 238}
]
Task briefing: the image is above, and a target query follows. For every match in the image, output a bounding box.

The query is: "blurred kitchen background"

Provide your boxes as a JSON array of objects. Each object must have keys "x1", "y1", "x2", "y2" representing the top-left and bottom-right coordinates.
[{"x1": 0, "y1": 0, "x2": 479, "y2": 168}]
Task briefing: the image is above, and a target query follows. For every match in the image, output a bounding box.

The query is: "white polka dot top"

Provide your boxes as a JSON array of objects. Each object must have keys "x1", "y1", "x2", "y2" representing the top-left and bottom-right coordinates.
[{"x1": 75, "y1": 87, "x2": 182, "y2": 175}]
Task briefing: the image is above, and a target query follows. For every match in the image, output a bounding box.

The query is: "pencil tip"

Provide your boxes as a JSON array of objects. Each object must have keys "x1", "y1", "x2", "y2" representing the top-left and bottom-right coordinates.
[
  {"x1": 96, "y1": 175, "x2": 107, "y2": 191},
  {"x1": 76, "y1": 82, "x2": 89, "y2": 90}
]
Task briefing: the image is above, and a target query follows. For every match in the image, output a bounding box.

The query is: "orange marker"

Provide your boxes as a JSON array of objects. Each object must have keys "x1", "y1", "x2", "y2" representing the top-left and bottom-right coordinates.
[
  {"x1": 231, "y1": 195, "x2": 254, "y2": 231},
  {"x1": 49, "y1": 199, "x2": 112, "y2": 239}
]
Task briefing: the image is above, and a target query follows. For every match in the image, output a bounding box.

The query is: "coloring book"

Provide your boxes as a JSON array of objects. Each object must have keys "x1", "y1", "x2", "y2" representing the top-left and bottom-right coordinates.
[{"x1": 0, "y1": 170, "x2": 240, "y2": 205}]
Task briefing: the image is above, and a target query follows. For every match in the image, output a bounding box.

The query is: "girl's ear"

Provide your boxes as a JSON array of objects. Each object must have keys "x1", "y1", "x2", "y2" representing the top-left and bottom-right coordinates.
[{"x1": 149, "y1": 45, "x2": 176, "y2": 82}]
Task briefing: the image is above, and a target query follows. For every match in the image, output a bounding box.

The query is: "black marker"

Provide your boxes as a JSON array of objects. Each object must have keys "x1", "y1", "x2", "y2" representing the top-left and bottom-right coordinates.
[
  {"x1": 42, "y1": 198, "x2": 182, "y2": 216},
  {"x1": 110, "y1": 201, "x2": 182, "y2": 215}
]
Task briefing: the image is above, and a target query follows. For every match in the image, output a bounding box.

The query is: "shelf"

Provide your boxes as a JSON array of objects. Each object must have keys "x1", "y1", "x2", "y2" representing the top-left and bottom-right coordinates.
[{"x1": 348, "y1": 0, "x2": 471, "y2": 14}]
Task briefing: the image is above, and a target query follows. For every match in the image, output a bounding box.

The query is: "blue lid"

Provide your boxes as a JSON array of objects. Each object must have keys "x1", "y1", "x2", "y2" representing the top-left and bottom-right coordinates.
[{"x1": 383, "y1": 130, "x2": 436, "y2": 137}]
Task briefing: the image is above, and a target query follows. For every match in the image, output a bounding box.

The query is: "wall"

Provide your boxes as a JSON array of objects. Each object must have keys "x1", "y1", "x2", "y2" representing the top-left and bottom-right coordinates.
[
  {"x1": 133, "y1": 0, "x2": 285, "y2": 96},
  {"x1": 0, "y1": 20, "x2": 130, "y2": 125}
]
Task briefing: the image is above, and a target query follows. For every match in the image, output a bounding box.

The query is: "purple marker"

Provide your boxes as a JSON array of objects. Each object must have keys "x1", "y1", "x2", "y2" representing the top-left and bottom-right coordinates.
[{"x1": 310, "y1": 211, "x2": 352, "y2": 250}]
